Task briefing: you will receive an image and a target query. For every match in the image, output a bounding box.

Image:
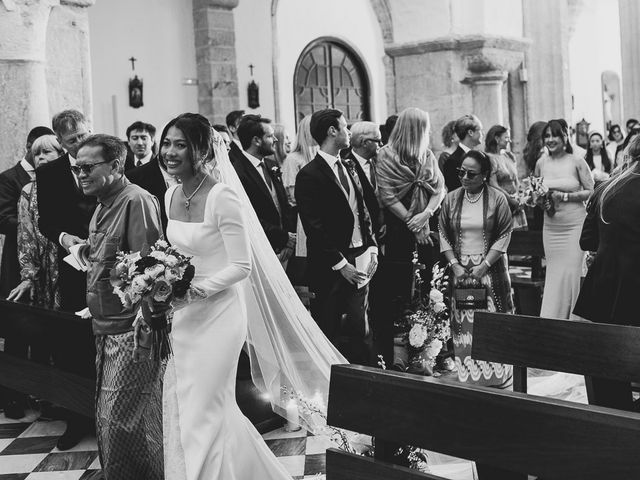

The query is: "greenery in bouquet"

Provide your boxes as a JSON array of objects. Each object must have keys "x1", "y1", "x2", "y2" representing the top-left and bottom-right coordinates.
[
  {"x1": 517, "y1": 175, "x2": 555, "y2": 217},
  {"x1": 394, "y1": 255, "x2": 451, "y2": 375}
]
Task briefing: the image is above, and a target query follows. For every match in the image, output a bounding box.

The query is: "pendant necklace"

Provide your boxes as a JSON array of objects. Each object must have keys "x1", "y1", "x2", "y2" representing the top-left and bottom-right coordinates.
[
  {"x1": 465, "y1": 187, "x2": 484, "y2": 204},
  {"x1": 182, "y1": 175, "x2": 207, "y2": 211}
]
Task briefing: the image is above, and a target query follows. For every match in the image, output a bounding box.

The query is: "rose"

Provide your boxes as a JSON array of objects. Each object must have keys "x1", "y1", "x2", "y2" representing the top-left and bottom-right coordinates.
[
  {"x1": 408, "y1": 324, "x2": 427, "y2": 348},
  {"x1": 155, "y1": 239, "x2": 169, "y2": 249},
  {"x1": 151, "y1": 278, "x2": 173, "y2": 303},
  {"x1": 425, "y1": 339, "x2": 443, "y2": 359},
  {"x1": 165, "y1": 267, "x2": 181, "y2": 283},
  {"x1": 131, "y1": 275, "x2": 150, "y2": 294},
  {"x1": 145, "y1": 264, "x2": 165, "y2": 279},
  {"x1": 433, "y1": 302, "x2": 446, "y2": 313},
  {"x1": 149, "y1": 250, "x2": 167, "y2": 262},
  {"x1": 165, "y1": 255, "x2": 179, "y2": 267},
  {"x1": 429, "y1": 289, "x2": 444, "y2": 303}
]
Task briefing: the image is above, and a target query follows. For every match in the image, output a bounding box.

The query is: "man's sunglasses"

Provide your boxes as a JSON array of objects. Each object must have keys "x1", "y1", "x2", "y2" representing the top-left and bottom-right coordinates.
[
  {"x1": 456, "y1": 168, "x2": 482, "y2": 179},
  {"x1": 70, "y1": 160, "x2": 112, "y2": 176}
]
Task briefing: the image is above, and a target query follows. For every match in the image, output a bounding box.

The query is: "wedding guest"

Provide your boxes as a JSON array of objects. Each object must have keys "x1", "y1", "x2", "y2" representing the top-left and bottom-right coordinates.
[
  {"x1": 8, "y1": 135, "x2": 64, "y2": 309},
  {"x1": 439, "y1": 150, "x2": 513, "y2": 389},
  {"x1": 614, "y1": 126, "x2": 640, "y2": 169},
  {"x1": 273, "y1": 124, "x2": 292, "y2": 166},
  {"x1": 296, "y1": 108, "x2": 379, "y2": 365},
  {"x1": 225, "y1": 109, "x2": 245, "y2": 164},
  {"x1": 625, "y1": 118, "x2": 639, "y2": 135},
  {"x1": 282, "y1": 114, "x2": 317, "y2": 205},
  {"x1": 485, "y1": 124, "x2": 527, "y2": 230},
  {"x1": 0, "y1": 125, "x2": 54, "y2": 419},
  {"x1": 442, "y1": 114, "x2": 484, "y2": 191},
  {"x1": 534, "y1": 119, "x2": 594, "y2": 320},
  {"x1": 79, "y1": 134, "x2": 164, "y2": 479},
  {"x1": 584, "y1": 131, "x2": 612, "y2": 184},
  {"x1": 437, "y1": 120, "x2": 458, "y2": 174},
  {"x1": 124, "y1": 121, "x2": 156, "y2": 171},
  {"x1": 376, "y1": 108, "x2": 445, "y2": 265},
  {"x1": 381, "y1": 114, "x2": 398, "y2": 145},
  {"x1": 523, "y1": 121, "x2": 548, "y2": 175},
  {"x1": 574, "y1": 135, "x2": 640, "y2": 411},
  {"x1": 606, "y1": 124, "x2": 624, "y2": 166}
]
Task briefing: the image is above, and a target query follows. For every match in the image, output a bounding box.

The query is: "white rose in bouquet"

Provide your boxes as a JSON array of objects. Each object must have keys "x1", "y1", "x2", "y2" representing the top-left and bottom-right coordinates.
[
  {"x1": 149, "y1": 250, "x2": 167, "y2": 262},
  {"x1": 409, "y1": 324, "x2": 428, "y2": 348},
  {"x1": 433, "y1": 301, "x2": 446, "y2": 313},
  {"x1": 425, "y1": 339, "x2": 443, "y2": 359},
  {"x1": 165, "y1": 255, "x2": 179, "y2": 267},
  {"x1": 429, "y1": 289, "x2": 444, "y2": 303}
]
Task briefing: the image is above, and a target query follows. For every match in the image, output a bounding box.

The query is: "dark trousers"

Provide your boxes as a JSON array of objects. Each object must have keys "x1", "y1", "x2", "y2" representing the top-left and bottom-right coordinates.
[{"x1": 310, "y1": 248, "x2": 373, "y2": 366}]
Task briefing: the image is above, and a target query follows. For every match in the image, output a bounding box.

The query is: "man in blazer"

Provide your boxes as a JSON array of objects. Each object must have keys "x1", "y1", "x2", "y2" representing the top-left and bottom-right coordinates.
[
  {"x1": 36, "y1": 110, "x2": 96, "y2": 449},
  {"x1": 295, "y1": 109, "x2": 379, "y2": 365},
  {"x1": 123, "y1": 121, "x2": 157, "y2": 172},
  {"x1": 226, "y1": 109, "x2": 245, "y2": 165},
  {"x1": 233, "y1": 114, "x2": 295, "y2": 258},
  {"x1": 442, "y1": 114, "x2": 484, "y2": 191}
]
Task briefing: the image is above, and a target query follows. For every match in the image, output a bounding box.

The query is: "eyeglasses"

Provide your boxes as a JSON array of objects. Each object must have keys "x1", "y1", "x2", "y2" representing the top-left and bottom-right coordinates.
[
  {"x1": 456, "y1": 168, "x2": 482, "y2": 179},
  {"x1": 70, "y1": 160, "x2": 111, "y2": 176},
  {"x1": 364, "y1": 138, "x2": 383, "y2": 146}
]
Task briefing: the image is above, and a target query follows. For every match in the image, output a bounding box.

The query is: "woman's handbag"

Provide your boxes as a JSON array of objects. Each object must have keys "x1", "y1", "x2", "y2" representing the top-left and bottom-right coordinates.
[{"x1": 454, "y1": 279, "x2": 487, "y2": 310}]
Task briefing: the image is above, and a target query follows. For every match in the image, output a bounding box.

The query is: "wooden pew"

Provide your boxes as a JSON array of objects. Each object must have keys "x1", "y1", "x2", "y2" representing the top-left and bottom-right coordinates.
[
  {"x1": 507, "y1": 229, "x2": 544, "y2": 315},
  {"x1": 326, "y1": 364, "x2": 640, "y2": 480},
  {"x1": 472, "y1": 311, "x2": 640, "y2": 395}
]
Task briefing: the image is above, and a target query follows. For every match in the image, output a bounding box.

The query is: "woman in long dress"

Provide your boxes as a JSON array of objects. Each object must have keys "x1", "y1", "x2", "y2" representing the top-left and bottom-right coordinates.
[
  {"x1": 534, "y1": 120, "x2": 594, "y2": 320},
  {"x1": 159, "y1": 113, "x2": 345, "y2": 479}
]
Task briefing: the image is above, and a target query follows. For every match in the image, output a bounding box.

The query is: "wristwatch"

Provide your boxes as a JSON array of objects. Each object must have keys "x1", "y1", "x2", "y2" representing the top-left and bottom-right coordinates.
[{"x1": 562, "y1": 192, "x2": 569, "y2": 202}]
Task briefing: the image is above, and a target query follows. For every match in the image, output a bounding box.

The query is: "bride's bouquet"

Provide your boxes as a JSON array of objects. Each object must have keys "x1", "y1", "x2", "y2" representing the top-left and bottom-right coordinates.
[
  {"x1": 517, "y1": 175, "x2": 555, "y2": 217},
  {"x1": 110, "y1": 239, "x2": 195, "y2": 361}
]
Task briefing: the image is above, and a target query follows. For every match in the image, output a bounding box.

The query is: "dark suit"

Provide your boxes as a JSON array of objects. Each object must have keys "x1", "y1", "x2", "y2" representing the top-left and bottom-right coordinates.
[
  {"x1": 126, "y1": 156, "x2": 168, "y2": 236},
  {"x1": 0, "y1": 162, "x2": 31, "y2": 297},
  {"x1": 228, "y1": 140, "x2": 245, "y2": 166},
  {"x1": 231, "y1": 152, "x2": 294, "y2": 252},
  {"x1": 295, "y1": 153, "x2": 378, "y2": 365},
  {"x1": 442, "y1": 145, "x2": 465, "y2": 192}
]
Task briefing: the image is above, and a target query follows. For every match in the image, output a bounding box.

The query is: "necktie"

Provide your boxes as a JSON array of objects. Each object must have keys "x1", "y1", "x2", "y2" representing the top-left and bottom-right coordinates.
[
  {"x1": 368, "y1": 159, "x2": 377, "y2": 190},
  {"x1": 136, "y1": 159, "x2": 142, "y2": 167},
  {"x1": 336, "y1": 161, "x2": 351, "y2": 195},
  {"x1": 259, "y1": 162, "x2": 274, "y2": 191}
]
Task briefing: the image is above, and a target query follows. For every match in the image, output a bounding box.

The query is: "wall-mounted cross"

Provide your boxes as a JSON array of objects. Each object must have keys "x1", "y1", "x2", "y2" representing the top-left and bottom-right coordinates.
[
  {"x1": 249, "y1": 64, "x2": 254, "y2": 76},
  {"x1": 129, "y1": 56, "x2": 137, "y2": 71}
]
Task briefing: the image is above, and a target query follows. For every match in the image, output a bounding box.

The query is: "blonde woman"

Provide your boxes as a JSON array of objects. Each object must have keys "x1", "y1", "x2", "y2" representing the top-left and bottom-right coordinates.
[
  {"x1": 272, "y1": 124, "x2": 292, "y2": 166},
  {"x1": 376, "y1": 107, "x2": 445, "y2": 263},
  {"x1": 282, "y1": 115, "x2": 318, "y2": 205}
]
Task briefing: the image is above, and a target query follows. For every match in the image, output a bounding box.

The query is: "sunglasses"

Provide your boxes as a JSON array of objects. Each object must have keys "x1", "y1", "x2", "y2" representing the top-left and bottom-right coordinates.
[
  {"x1": 70, "y1": 160, "x2": 111, "y2": 176},
  {"x1": 456, "y1": 167, "x2": 483, "y2": 179}
]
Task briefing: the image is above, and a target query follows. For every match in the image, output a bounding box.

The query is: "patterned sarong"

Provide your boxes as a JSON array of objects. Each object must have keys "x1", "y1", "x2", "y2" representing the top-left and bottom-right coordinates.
[{"x1": 95, "y1": 331, "x2": 165, "y2": 480}]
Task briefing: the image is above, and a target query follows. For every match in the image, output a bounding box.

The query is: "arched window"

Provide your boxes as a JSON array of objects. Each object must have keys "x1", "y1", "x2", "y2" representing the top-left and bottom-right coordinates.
[{"x1": 294, "y1": 40, "x2": 370, "y2": 124}]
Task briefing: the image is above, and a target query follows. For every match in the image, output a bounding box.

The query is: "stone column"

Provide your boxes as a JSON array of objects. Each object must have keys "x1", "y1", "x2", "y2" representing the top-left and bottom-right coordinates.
[
  {"x1": 522, "y1": 0, "x2": 572, "y2": 124},
  {"x1": 192, "y1": 0, "x2": 240, "y2": 125},
  {"x1": 618, "y1": 0, "x2": 640, "y2": 122},
  {"x1": 463, "y1": 72, "x2": 509, "y2": 127},
  {"x1": 0, "y1": 0, "x2": 58, "y2": 173}
]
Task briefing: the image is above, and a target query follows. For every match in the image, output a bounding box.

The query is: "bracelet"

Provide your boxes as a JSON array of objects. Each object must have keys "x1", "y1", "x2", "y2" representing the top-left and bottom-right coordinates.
[
  {"x1": 448, "y1": 258, "x2": 459, "y2": 267},
  {"x1": 563, "y1": 192, "x2": 569, "y2": 202},
  {"x1": 484, "y1": 259, "x2": 492, "y2": 268}
]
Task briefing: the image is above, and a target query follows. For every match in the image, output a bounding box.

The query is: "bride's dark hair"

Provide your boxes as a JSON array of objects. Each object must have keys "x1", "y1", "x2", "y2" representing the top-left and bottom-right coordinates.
[{"x1": 159, "y1": 113, "x2": 214, "y2": 174}]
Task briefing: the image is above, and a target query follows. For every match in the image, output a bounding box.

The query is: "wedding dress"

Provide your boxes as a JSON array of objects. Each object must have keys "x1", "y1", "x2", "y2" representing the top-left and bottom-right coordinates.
[{"x1": 162, "y1": 132, "x2": 347, "y2": 479}]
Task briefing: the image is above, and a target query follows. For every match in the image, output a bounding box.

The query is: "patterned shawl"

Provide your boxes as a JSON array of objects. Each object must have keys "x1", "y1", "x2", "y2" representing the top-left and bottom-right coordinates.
[{"x1": 376, "y1": 145, "x2": 444, "y2": 216}]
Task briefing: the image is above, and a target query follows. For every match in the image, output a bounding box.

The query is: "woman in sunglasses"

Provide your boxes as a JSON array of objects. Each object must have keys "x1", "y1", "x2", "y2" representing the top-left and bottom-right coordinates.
[{"x1": 438, "y1": 150, "x2": 514, "y2": 388}]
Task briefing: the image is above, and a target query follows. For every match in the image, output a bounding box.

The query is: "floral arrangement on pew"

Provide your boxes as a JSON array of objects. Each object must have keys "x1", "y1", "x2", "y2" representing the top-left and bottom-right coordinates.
[
  {"x1": 517, "y1": 175, "x2": 555, "y2": 217},
  {"x1": 110, "y1": 239, "x2": 195, "y2": 361},
  {"x1": 394, "y1": 255, "x2": 451, "y2": 376}
]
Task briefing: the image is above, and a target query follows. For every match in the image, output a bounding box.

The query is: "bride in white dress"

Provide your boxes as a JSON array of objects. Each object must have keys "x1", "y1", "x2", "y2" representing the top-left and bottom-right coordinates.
[{"x1": 158, "y1": 113, "x2": 346, "y2": 479}]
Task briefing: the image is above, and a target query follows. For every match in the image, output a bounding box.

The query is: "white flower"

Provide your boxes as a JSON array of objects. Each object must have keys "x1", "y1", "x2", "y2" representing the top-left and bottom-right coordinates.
[
  {"x1": 433, "y1": 301, "x2": 446, "y2": 313},
  {"x1": 165, "y1": 267, "x2": 180, "y2": 283},
  {"x1": 425, "y1": 339, "x2": 443, "y2": 359},
  {"x1": 165, "y1": 255, "x2": 178, "y2": 267},
  {"x1": 131, "y1": 275, "x2": 150, "y2": 294},
  {"x1": 149, "y1": 250, "x2": 167, "y2": 262},
  {"x1": 145, "y1": 264, "x2": 165, "y2": 279},
  {"x1": 155, "y1": 239, "x2": 169, "y2": 249},
  {"x1": 408, "y1": 324, "x2": 427, "y2": 348},
  {"x1": 429, "y1": 289, "x2": 444, "y2": 303}
]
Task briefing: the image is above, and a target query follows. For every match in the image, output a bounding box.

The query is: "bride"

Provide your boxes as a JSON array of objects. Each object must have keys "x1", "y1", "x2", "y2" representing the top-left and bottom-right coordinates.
[{"x1": 158, "y1": 113, "x2": 346, "y2": 479}]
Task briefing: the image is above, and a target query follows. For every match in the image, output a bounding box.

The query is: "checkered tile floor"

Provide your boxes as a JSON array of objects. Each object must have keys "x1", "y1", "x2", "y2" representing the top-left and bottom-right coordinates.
[{"x1": 0, "y1": 411, "x2": 331, "y2": 479}]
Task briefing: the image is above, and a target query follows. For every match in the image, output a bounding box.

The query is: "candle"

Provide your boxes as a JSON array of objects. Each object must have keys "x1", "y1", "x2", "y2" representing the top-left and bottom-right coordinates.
[{"x1": 285, "y1": 398, "x2": 301, "y2": 432}]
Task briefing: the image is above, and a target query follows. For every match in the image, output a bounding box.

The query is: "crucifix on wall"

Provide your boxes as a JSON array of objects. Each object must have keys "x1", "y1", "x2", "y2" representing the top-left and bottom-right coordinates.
[{"x1": 128, "y1": 56, "x2": 143, "y2": 109}]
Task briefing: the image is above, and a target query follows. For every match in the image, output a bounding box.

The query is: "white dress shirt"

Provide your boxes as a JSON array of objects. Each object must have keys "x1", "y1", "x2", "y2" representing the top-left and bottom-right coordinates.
[
  {"x1": 243, "y1": 151, "x2": 281, "y2": 213},
  {"x1": 134, "y1": 151, "x2": 153, "y2": 167},
  {"x1": 352, "y1": 151, "x2": 373, "y2": 185}
]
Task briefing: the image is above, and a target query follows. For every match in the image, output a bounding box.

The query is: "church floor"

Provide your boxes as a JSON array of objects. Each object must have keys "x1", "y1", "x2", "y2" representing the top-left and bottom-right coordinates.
[{"x1": 0, "y1": 368, "x2": 587, "y2": 479}]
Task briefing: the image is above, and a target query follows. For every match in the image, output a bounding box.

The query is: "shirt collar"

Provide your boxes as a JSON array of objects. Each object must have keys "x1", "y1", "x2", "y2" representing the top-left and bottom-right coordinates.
[
  {"x1": 136, "y1": 151, "x2": 153, "y2": 165},
  {"x1": 318, "y1": 150, "x2": 340, "y2": 168},
  {"x1": 244, "y1": 151, "x2": 264, "y2": 169},
  {"x1": 97, "y1": 176, "x2": 130, "y2": 207},
  {"x1": 233, "y1": 139, "x2": 243, "y2": 150},
  {"x1": 19, "y1": 157, "x2": 35, "y2": 178},
  {"x1": 459, "y1": 143, "x2": 471, "y2": 153},
  {"x1": 351, "y1": 150, "x2": 371, "y2": 167}
]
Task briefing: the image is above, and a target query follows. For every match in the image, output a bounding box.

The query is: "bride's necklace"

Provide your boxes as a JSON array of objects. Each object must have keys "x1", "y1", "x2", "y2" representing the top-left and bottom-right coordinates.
[
  {"x1": 182, "y1": 175, "x2": 207, "y2": 211},
  {"x1": 465, "y1": 187, "x2": 484, "y2": 204}
]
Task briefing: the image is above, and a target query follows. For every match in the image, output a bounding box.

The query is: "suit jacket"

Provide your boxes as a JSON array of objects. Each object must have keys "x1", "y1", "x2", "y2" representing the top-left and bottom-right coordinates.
[
  {"x1": 124, "y1": 146, "x2": 136, "y2": 172},
  {"x1": 36, "y1": 153, "x2": 97, "y2": 311},
  {"x1": 231, "y1": 152, "x2": 294, "y2": 251},
  {"x1": 295, "y1": 153, "x2": 378, "y2": 281},
  {"x1": 0, "y1": 162, "x2": 32, "y2": 296},
  {"x1": 126, "y1": 156, "x2": 168, "y2": 235},
  {"x1": 228, "y1": 141, "x2": 245, "y2": 166},
  {"x1": 343, "y1": 149, "x2": 385, "y2": 243},
  {"x1": 442, "y1": 145, "x2": 465, "y2": 192}
]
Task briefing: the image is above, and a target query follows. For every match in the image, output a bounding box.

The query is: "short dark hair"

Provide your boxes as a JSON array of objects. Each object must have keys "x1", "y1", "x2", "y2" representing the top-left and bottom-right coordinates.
[
  {"x1": 212, "y1": 124, "x2": 230, "y2": 135},
  {"x1": 626, "y1": 118, "x2": 639, "y2": 131},
  {"x1": 51, "y1": 110, "x2": 88, "y2": 136},
  {"x1": 608, "y1": 124, "x2": 622, "y2": 142},
  {"x1": 126, "y1": 121, "x2": 156, "y2": 139},
  {"x1": 543, "y1": 119, "x2": 573, "y2": 154},
  {"x1": 159, "y1": 113, "x2": 213, "y2": 173},
  {"x1": 78, "y1": 134, "x2": 127, "y2": 172},
  {"x1": 309, "y1": 109, "x2": 343, "y2": 145},
  {"x1": 225, "y1": 110, "x2": 245, "y2": 129},
  {"x1": 454, "y1": 114, "x2": 480, "y2": 140},
  {"x1": 237, "y1": 114, "x2": 271, "y2": 150},
  {"x1": 462, "y1": 150, "x2": 492, "y2": 178}
]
